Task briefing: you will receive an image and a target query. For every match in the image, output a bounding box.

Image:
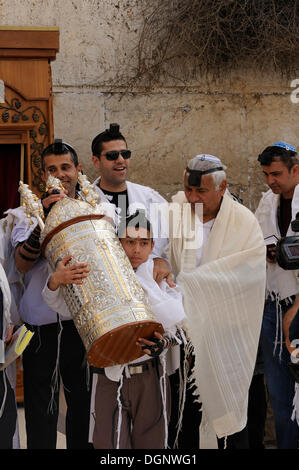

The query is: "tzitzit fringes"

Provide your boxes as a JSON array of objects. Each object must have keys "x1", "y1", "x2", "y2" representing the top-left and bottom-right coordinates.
[
  {"x1": 48, "y1": 318, "x2": 63, "y2": 414},
  {"x1": 279, "y1": 303, "x2": 283, "y2": 362},
  {"x1": 159, "y1": 354, "x2": 168, "y2": 449},
  {"x1": 116, "y1": 374, "x2": 124, "y2": 450},
  {"x1": 173, "y1": 356, "x2": 187, "y2": 448},
  {"x1": 173, "y1": 340, "x2": 195, "y2": 448},
  {"x1": 273, "y1": 293, "x2": 294, "y2": 362},
  {"x1": 273, "y1": 293, "x2": 281, "y2": 357}
]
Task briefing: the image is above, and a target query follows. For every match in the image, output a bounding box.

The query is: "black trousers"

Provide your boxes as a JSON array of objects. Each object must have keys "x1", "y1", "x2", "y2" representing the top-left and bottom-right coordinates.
[
  {"x1": 247, "y1": 373, "x2": 267, "y2": 449},
  {"x1": 168, "y1": 347, "x2": 202, "y2": 449},
  {"x1": 22, "y1": 320, "x2": 92, "y2": 449},
  {"x1": 0, "y1": 370, "x2": 17, "y2": 449},
  {"x1": 217, "y1": 426, "x2": 249, "y2": 449}
]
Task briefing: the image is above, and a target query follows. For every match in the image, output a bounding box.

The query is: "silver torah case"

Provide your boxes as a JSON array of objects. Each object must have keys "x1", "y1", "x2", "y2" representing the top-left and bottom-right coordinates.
[{"x1": 40, "y1": 197, "x2": 164, "y2": 367}]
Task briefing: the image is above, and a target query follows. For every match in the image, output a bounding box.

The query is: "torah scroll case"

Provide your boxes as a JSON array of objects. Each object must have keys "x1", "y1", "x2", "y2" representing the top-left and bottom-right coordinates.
[{"x1": 20, "y1": 177, "x2": 163, "y2": 368}]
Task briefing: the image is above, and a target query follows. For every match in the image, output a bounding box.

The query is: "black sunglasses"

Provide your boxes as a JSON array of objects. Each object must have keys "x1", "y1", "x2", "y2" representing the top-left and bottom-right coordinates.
[{"x1": 102, "y1": 149, "x2": 131, "y2": 161}]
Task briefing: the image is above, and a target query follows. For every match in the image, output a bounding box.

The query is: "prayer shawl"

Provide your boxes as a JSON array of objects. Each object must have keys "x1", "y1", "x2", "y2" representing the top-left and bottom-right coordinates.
[
  {"x1": 0, "y1": 209, "x2": 24, "y2": 324},
  {"x1": 167, "y1": 191, "x2": 266, "y2": 440},
  {"x1": 255, "y1": 184, "x2": 299, "y2": 300}
]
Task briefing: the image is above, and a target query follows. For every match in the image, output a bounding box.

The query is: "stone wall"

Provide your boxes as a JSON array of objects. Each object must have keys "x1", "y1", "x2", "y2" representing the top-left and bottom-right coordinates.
[{"x1": 1, "y1": 0, "x2": 298, "y2": 210}]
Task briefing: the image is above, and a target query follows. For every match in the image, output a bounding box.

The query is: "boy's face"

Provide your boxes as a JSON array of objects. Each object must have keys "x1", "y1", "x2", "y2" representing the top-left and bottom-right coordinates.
[{"x1": 120, "y1": 226, "x2": 154, "y2": 269}]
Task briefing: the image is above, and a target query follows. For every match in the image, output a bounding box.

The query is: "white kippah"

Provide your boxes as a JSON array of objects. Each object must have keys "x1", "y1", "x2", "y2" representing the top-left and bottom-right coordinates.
[
  {"x1": 193, "y1": 154, "x2": 222, "y2": 164},
  {"x1": 187, "y1": 154, "x2": 224, "y2": 171}
]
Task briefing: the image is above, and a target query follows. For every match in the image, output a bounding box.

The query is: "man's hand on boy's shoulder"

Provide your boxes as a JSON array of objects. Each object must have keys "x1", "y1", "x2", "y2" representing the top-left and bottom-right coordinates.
[{"x1": 153, "y1": 257, "x2": 176, "y2": 288}]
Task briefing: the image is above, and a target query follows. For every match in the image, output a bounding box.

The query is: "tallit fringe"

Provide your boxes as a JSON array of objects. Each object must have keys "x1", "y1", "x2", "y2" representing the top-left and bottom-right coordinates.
[
  {"x1": 199, "y1": 407, "x2": 209, "y2": 435},
  {"x1": 115, "y1": 357, "x2": 169, "y2": 449},
  {"x1": 48, "y1": 318, "x2": 63, "y2": 414},
  {"x1": 267, "y1": 291, "x2": 294, "y2": 361},
  {"x1": 159, "y1": 354, "x2": 168, "y2": 449},
  {"x1": 291, "y1": 383, "x2": 299, "y2": 426},
  {"x1": 172, "y1": 341, "x2": 192, "y2": 448},
  {"x1": 189, "y1": 364, "x2": 201, "y2": 405},
  {"x1": 116, "y1": 374, "x2": 124, "y2": 450},
  {"x1": 273, "y1": 293, "x2": 283, "y2": 361},
  {"x1": 173, "y1": 340, "x2": 201, "y2": 448}
]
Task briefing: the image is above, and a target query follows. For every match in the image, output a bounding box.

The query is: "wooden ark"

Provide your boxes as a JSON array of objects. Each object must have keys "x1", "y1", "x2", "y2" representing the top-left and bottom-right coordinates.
[{"x1": 0, "y1": 26, "x2": 59, "y2": 218}]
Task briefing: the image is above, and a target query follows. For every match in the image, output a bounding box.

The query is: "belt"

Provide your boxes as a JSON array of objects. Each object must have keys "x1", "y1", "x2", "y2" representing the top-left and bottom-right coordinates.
[
  {"x1": 92, "y1": 359, "x2": 157, "y2": 376},
  {"x1": 266, "y1": 295, "x2": 296, "y2": 311}
]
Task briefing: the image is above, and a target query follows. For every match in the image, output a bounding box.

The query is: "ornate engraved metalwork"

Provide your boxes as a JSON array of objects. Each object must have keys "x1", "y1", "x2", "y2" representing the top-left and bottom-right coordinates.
[
  {"x1": 18, "y1": 181, "x2": 44, "y2": 229},
  {"x1": 0, "y1": 86, "x2": 49, "y2": 192},
  {"x1": 40, "y1": 196, "x2": 163, "y2": 367}
]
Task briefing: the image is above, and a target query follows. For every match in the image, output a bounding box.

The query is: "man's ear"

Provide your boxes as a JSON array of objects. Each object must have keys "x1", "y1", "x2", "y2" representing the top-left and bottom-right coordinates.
[
  {"x1": 220, "y1": 179, "x2": 227, "y2": 195},
  {"x1": 77, "y1": 163, "x2": 82, "y2": 173},
  {"x1": 291, "y1": 164, "x2": 299, "y2": 178},
  {"x1": 92, "y1": 155, "x2": 100, "y2": 170}
]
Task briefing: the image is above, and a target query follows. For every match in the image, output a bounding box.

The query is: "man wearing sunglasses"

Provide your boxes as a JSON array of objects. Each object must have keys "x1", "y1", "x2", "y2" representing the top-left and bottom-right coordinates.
[
  {"x1": 91, "y1": 123, "x2": 173, "y2": 286},
  {"x1": 255, "y1": 141, "x2": 299, "y2": 448}
]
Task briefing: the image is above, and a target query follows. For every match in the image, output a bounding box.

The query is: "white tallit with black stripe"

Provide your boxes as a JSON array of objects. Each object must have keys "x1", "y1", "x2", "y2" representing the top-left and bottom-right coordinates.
[{"x1": 167, "y1": 191, "x2": 266, "y2": 440}]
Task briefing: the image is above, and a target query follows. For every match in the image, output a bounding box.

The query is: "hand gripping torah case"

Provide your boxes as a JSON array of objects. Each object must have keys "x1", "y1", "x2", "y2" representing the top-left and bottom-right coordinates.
[{"x1": 40, "y1": 197, "x2": 164, "y2": 367}]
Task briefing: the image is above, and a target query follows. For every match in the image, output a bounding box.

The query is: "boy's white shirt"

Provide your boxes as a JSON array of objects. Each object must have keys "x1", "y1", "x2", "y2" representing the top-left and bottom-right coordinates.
[
  {"x1": 93, "y1": 178, "x2": 169, "y2": 259},
  {"x1": 42, "y1": 258, "x2": 186, "y2": 380}
]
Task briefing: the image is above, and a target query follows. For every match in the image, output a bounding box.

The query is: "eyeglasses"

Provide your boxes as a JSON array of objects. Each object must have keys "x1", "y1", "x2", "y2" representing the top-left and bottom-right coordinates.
[{"x1": 102, "y1": 150, "x2": 131, "y2": 161}]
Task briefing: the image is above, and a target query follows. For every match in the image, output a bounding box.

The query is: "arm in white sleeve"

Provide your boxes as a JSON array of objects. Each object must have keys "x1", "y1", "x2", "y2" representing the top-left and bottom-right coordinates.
[{"x1": 42, "y1": 276, "x2": 72, "y2": 319}]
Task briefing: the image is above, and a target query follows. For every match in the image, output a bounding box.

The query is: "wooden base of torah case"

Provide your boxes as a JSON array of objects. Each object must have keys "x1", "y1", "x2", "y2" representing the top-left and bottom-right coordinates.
[{"x1": 40, "y1": 197, "x2": 164, "y2": 368}]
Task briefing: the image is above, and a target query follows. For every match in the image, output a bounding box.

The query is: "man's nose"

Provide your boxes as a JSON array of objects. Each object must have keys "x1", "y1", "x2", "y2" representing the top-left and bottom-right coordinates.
[
  {"x1": 116, "y1": 153, "x2": 125, "y2": 163},
  {"x1": 188, "y1": 192, "x2": 200, "y2": 203},
  {"x1": 267, "y1": 175, "x2": 275, "y2": 185},
  {"x1": 55, "y1": 168, "x2": 65, "y2": 179}
]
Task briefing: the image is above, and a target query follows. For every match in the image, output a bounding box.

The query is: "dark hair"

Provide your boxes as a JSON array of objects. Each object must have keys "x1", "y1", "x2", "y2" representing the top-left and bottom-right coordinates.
[
  {"x1": 118, "y1": 210, "x2": 153, "y2": 239},
  {"x1": 91, "y1": 123, "x2": 127, "y2": 157},
  {"x1": 41, "y1": 139, "x2": 79, "y2": 170},
  {"x1": 258, "y1": 146, "x2": 298, "y2": 170}
]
